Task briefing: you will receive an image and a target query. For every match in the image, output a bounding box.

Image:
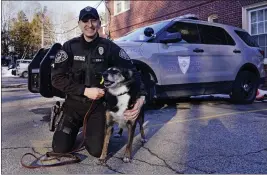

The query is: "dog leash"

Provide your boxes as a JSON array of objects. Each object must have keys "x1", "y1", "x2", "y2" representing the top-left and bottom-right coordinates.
[
  {"x1": 20, "y1": 77, "x2": 135, "y2": 168},
  {"x1": 20, "y1": 99, "x2": 95, "y2": 169}
]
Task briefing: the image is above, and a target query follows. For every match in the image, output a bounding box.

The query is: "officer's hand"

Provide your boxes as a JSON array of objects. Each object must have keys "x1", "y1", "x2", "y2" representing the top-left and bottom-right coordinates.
[
  {"x1": 124, "y1": 97, "x2": 145, "y2": 121},
  {"x1": 84, "y1": 88, "x2": 105, "y2": 100}
]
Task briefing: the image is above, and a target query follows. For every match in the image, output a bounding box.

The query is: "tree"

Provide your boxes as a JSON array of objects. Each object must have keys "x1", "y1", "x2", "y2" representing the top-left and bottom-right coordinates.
[
  {"x1": 40, "y1": 6, "x2": 56, "y2": 48},
  {"x1": 28, "y1": 13, "x2": 42, "y2": 57},
  {"x1": 22, "y1": 1, "x2": 42, "y2": 22},
  {"x1": 8, "y1": 8, "x2": 56, "y2": 59},
  {"x1": 1, "y1": 1, "x2": 16, "y2": 56},
  {"x1": 9, "y1": 10, "x2": 32, "y2": 59},
  {"x1": 61, "y1": 11, "x2": 78, "y2": 42}
]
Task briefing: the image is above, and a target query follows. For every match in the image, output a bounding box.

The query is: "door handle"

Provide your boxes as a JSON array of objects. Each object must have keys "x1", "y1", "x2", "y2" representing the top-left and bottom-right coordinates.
[
  {"x1": 233, "y1": 49, "x2": 241, "y2": 53},
  {"x1": 193, "y1": 48, "x2": 204, "y2": 53}
]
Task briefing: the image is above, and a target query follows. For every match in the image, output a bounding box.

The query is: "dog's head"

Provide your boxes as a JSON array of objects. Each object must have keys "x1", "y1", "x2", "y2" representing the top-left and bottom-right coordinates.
[{"x1": 102, "y1": 67, "x2": 133, "y2": 88}]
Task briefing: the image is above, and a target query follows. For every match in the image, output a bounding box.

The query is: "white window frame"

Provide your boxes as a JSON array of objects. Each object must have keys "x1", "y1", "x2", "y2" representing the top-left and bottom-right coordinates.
[
  {"x1": 249, "y1": 6, "x2": 267, "y2": 62},
  {"x1": 242, "y1": 2, "x2": 267, "y2": 63},
  {"x1": 248, "y1": 6, "x2": 267, "y2": 35},
  {"x1": 114, "y1": 1, "x2": 130, "y2": 16}
]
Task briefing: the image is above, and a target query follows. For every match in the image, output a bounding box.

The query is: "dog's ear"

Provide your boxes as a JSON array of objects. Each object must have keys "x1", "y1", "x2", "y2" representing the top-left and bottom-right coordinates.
[{"x1": 122, "y1": 69, "x2": 133, "y2": 80}]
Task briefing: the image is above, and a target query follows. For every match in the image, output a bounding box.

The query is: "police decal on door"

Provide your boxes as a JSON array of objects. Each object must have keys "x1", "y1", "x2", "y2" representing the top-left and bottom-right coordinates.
[{"x1": 178, "y1": 56, "x2": 190, "y2": 74}]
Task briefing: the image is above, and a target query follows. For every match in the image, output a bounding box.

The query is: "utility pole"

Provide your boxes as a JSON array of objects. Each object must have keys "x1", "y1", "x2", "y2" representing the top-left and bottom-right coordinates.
[
  {"x1": 41, "y1": 6, "x2": 47, "y2": 48},
  {"x1": 59, "y1": 4, "x2": 63, "y2": 45},
  {"x1": 41, "y1": 6, "x2": 44, "y2": 48}
]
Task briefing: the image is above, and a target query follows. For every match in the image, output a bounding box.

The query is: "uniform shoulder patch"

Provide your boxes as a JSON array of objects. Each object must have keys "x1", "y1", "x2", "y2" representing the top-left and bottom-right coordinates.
[
  {"x1": 119, "y1": 49, "x2": 130, "y2": 60},
  {"x1": 55, "y1": 50, "x2": 68, "y2": 63}
]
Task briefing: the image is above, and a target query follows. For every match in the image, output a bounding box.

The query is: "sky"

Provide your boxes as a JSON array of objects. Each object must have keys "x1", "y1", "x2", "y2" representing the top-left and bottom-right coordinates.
[
  {"x1": 2, "y1": 1, "x2": 106, "y2": 43},
  {"x1": 39, "y1": 1, "x2": 105, "y2": 15},
  {"x1": 3, "y1": 1, "x2": 105, "y2": 21}
]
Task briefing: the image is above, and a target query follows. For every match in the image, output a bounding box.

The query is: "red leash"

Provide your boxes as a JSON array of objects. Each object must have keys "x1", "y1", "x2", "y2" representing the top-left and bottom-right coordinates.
[{"x1": 20, "y1": 100, "x2": 95, "y2": 169}]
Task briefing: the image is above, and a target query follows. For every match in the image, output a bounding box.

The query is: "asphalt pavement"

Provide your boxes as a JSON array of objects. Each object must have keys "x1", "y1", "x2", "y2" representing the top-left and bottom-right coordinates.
[{"x1": 1, "y1": 85, "x2": 267, "y2": 174}]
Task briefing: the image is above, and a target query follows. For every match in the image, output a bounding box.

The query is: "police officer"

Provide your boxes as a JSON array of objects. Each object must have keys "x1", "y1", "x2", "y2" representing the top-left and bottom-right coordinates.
[{"x1": 51, "y1": 6, "x2": 147, "y2": 157}]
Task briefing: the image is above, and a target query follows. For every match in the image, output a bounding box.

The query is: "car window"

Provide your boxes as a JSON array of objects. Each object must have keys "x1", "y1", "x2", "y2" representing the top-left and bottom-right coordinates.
[
  {"x1": 225, "y1": 31, "x2": 236, "y2": 45},
  {"x1": 198, "y1": 24, "x2": 234, "y2": 45},
  {"x1": 235, "y1": 30, "x2": 259, "y2": 47},
  {"x1": 166, "y1": 22, "x2": 200, "y2": 44}
]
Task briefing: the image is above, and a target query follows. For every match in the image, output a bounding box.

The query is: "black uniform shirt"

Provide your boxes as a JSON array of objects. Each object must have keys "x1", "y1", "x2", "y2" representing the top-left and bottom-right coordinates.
[{"x1": 51, "y1": 34, "x2": 147, "y2": 98}]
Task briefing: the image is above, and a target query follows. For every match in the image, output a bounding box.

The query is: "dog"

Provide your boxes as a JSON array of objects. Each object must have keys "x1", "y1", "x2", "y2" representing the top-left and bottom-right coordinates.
[{"x1": 98, "y1": 67, "x2": 147, "y2": 164}]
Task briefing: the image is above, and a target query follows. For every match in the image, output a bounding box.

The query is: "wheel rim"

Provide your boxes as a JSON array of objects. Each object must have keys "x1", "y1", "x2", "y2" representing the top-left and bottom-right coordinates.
[
  {"x1": 241, "y1": 79, "x2": 254, "y2": 99},
  {"x1": 24, "y1": 72, "x2": 28, "y2": 78}
]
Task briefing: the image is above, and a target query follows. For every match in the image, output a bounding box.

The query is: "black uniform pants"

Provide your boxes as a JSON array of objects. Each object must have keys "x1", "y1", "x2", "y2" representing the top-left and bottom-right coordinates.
[{"x1": 52, "y1": 98, "x2": 106, "y2": 158}]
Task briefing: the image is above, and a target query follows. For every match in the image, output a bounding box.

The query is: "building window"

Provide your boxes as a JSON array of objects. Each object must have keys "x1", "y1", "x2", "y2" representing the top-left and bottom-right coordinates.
[
  {"x1": 249, "y1": 6, "x2": 267, "y2": 57},
  {"x1": 124, "y1": 1, "x2": 130, "y2": 10},
  {"x1": 114, "y1": 1, "x2": 130, "y2": 15},
  {"x1": 208, "y1": 14, "x2": 218, "y2": 23}
]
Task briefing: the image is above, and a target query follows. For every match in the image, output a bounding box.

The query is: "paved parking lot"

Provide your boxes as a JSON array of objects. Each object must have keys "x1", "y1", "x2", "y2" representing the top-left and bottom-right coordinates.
[{"x1": 1, "y1": 86, "x2": 267, "y2": 174}]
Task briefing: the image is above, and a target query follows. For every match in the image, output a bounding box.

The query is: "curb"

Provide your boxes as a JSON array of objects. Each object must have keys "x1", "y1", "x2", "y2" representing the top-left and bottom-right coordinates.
[{"x1": 2, "y1": 84, "x2": 27, "y2": 88}]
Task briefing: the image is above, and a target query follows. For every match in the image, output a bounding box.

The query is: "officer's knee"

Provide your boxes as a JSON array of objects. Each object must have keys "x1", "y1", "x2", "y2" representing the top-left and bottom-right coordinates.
[{"x1": 52, "y1": 131, "x2": 74, "y2": 153}]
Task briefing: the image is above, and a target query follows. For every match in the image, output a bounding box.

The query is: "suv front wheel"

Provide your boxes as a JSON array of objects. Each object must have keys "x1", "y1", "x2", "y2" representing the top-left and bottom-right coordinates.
[{"x1": 231, "y1": 71, "x2": 259, "y2": 104}]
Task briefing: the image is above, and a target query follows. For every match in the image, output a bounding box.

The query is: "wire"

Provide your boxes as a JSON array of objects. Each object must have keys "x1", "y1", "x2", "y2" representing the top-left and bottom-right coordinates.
[
  {"x1": 40, "y1": 0, "x2": 104, "y2": 37},
  {"x1": 44, "y1": 24, "x2": 78, "y2": 35},
  {"x1": 95, "y1": 0, "x2": 103, "y2": 9},
  {"x1": 54, "y1": 26, "x2": 78, "y2": 34},
  {"x1": 51, "y1": 16, "x2": 78, "y2": 27}
]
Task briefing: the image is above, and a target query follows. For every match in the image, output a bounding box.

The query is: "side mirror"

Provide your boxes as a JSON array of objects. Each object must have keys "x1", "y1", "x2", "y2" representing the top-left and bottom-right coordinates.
[
  {"x1": 144, "y1": 27, "x2": 154, "y2": 37},
  {"x1": 160, "y1": 32, "x2": 182, "y2": 43}
]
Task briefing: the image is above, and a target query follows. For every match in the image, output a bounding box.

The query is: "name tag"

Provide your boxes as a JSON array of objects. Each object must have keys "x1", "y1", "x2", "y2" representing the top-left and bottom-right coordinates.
[
  {"x1": 92, "y1": 58, "x2": 104, "y2": 63},
  {"x1": 74, "y1": 56, "x2": 85, "y2": 61}
]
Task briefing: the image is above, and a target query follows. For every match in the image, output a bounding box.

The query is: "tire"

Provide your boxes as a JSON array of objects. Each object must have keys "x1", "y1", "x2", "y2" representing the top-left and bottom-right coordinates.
[
  {"x1": 231, "y1": 71, "x2": 259, "y2": 104},
  {"x1": 22, "y1": 71, "x2": 28, "y2": 78}
]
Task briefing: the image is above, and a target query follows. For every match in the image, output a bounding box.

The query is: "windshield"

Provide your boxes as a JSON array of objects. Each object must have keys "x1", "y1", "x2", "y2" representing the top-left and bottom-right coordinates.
[{"x1": 115, "y1": 20, "x2": 170, "y2": 42}]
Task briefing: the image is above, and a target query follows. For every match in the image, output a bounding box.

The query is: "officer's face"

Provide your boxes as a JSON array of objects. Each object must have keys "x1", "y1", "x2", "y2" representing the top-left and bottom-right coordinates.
[{"x1": 79, "y1": 17, "x2": 101, "y2": 38}]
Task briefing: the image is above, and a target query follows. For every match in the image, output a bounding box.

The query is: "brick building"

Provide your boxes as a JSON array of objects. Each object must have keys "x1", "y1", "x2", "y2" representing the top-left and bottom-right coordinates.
[{"x1": 104, "y1": 0, "x2": 267, "y2": 88}]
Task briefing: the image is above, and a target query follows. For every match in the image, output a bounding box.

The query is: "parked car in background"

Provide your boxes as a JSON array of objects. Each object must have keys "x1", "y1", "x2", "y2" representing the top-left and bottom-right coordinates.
[
  {"x1": 11, "y1": 59, "x2": 32, "y2": 78},
  {"x1": 114, "y1": 14, "x2": 266, "y2": 104}
]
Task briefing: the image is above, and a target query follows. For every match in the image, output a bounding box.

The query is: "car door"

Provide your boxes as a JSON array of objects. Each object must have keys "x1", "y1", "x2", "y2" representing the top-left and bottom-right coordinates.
[
  {"x1": 157, "y1": 21, "x2": 206, "y2": 96},
  {"x1": 197, "y1": 24, "x2": 242, "y2": 94}
]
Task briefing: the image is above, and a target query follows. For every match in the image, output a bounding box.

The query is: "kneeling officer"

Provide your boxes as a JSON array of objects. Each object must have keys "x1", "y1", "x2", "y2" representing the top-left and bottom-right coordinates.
[{"x1": 51, "y1": 6, "x2": 147, "y2": 157}]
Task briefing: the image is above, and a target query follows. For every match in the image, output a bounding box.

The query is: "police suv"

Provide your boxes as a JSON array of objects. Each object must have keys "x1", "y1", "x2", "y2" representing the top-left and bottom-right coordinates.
[{"x1": 113, "y1": 14, "x2": 266, "y2": 104}]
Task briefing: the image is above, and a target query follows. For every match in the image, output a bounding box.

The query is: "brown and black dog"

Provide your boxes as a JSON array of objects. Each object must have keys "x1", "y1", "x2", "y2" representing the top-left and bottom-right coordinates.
[{"x1": 98, "y1": 67, "x2": 147, "y2": 164}]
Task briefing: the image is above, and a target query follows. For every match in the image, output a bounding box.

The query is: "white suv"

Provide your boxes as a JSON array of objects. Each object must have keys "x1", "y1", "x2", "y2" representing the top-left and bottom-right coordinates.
[
  {"x1": 114, "y1": 15, "x2": 266, "y2": 104},
  {"x1": 11, "y1": 59, "x2": 32, "y2": 78}
]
